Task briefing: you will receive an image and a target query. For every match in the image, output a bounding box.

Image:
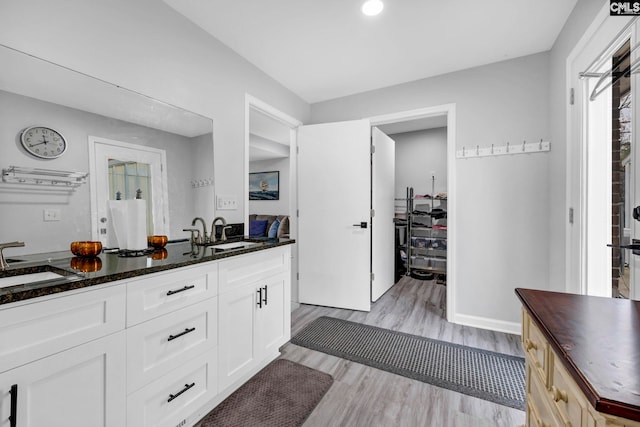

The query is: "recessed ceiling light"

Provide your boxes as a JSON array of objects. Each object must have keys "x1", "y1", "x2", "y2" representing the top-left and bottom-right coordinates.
[{"x1": 361, "y1": 0, "x2": 384, "y2": 16}]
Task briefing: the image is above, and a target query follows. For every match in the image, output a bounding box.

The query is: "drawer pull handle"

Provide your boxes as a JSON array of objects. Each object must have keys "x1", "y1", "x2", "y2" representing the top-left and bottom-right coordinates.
[
  {"x1": 257, "y1": 288, "x2": 263, "y2": 308},
  {"x1": 167, "y1": 382, "x2": 195, "y2": 403},
  {"x1": 525, "y1": 338, "x2": 538, "y2": 351},
  {"x1": 263, "y1": 285, "x2": 268, "y2": 305},
  {"x1": 168, "y1": 327, "x2": 196, "y2": 342},
  {"x1": 551, "y1": 385, "x2": 568, "y2": 403},
  {"x1": 9, "y1": 384, "x2": 17, "y2": 427},
  {"x1": 166, "y1": 285, "x2": 195, "y2": 296}
]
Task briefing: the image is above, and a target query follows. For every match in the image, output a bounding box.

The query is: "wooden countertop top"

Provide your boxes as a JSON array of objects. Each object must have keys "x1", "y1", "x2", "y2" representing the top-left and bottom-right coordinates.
[{"x1": 515, "y1": 288, "x2": 640, "y2": 421}]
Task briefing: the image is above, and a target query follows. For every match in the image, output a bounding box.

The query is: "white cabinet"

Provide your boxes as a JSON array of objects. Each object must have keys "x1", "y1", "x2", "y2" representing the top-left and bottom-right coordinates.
[
  {"x1": 0, "y1": 243, "x2": 292, "y2": 427},
  {"x1": 0, "y1": 285, "x2": 127, "y2": 427},
  {"x1": 126, "y1": 263, "x2": 217, "y2": 327},
  {"x1": 125, "y1": 263, "x2": 219, "y2": 427},
  {"x1": 218, "y1": 246, "x2": 291, "y2": 392},
  {"x1": 127, "y1": 349, "x2": 217, "y2": 427},
  {"x1": 126, "y1": 298, "x2": 218, "y2": 394},
  {"x1": 0, "y1": 328, "x2": 126, "y2": 427},
  {"x1": 0, "y1": 285, "x2": 125, "y2": 373}
]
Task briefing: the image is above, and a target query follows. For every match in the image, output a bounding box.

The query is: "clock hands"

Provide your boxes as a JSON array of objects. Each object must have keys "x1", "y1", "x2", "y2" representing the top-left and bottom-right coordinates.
[{"x1": 29, "y1": 136, "x2": 54, "y2": 148}]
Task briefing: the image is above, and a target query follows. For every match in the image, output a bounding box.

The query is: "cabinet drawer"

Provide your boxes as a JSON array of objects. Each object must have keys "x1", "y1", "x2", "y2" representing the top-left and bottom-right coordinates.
[
  {"x1": 127, "y1": 348, "x2": 217, "y2": 427},
  {"x1": 522, "y1": 309, "x2": 550, "y2": 386},
  {"x1": 126, "y1": 297, "x2": 218, "y2": 393},
  {"x1": 527, "y1": 364, "x2": 562, "y2": 427},
  {"x1": 219, "y1": 246, "x2": 290, "y2": 294},
  {"x1": 549, "y1": 356, "x2": 590, "y2": 427},
  {"x1": 127, "y1": 263, "x2": 218, "y2": 326},
  {"x1": 0, "y1": 285, "x2": 125, "y2": 373}
]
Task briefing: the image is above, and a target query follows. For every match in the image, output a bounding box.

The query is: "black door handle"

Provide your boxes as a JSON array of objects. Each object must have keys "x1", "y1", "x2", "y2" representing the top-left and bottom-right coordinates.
[
  {"x1": 10, "y1": 384, "x2": 17, "y2": 427},
  {"x1": 633, "y1": 206, "x2": 640, "y2": 221},
  {"x1": 352, "y1": 222, "x2": 368, "y2": 229},
  {"x1": 608, "y1": 239, "x2": 640, "y2": 255},
  {"x1": 608, "y1": 243, "x2": 640, "y2": 250}
]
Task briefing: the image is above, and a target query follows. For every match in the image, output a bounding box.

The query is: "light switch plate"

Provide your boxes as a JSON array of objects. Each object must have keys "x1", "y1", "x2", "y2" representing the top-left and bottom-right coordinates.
[{"x1": 216, "y1": 195, "x2": 238, "y2": 210}]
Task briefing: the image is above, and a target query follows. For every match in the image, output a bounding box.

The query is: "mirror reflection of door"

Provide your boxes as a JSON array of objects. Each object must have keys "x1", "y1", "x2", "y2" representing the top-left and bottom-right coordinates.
[
  {"x1": 108, "y1": 160, "x2": 154, "y2": 235},
  {"x1": 89, "y1": 136, "x2": 169, "y2": 246}
]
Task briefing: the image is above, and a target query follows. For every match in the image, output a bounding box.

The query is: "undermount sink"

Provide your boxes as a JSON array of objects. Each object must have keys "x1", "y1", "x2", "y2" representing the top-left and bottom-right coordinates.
[
  {"x1": 211, "y1": 241, "x2": 263, "y2": 252},
  {"x1": 0, "y1": 266, "x2": 71, "y2": 289}
]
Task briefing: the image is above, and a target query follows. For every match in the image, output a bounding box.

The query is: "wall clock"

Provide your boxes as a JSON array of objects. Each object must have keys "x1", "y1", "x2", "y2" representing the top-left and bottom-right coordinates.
[{"x1": 20, "y1": 126, "x2": 67, "y2": 159}]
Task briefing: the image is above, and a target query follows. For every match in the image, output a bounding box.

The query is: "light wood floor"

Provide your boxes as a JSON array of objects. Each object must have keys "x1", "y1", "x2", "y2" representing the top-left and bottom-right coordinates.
[{"x1": 280, "y1": 276, "x2": 526, "y2": 427}]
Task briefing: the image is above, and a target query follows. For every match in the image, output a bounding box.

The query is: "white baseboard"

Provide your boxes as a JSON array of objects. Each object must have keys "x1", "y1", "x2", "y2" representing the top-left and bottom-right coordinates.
[{"x1": 452, "y1": 313, "x2": 521, "y2": 336}]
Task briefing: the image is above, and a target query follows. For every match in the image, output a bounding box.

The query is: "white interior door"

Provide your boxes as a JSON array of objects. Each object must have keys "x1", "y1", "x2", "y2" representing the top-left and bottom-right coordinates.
[
  {"x1": 89, "y1": 136, "x2": 169, "y2": 246},
  {"x1": 371, "y1": 127, "x2": 396, "y2": 301},
  {"x1": 298, "y1": 119, "x2": 371, "y2": 311}
]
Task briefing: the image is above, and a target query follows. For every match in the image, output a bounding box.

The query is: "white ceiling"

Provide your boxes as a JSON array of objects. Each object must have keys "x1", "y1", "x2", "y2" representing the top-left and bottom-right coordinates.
[{"x1": 164, "y1": 0, "x2": 578, "y2": 103}]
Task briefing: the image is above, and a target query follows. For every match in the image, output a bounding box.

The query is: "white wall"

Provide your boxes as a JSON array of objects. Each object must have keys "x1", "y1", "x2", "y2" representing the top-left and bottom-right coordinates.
[
  {"x1": 393, "y1": 128, "x2": 447, "y2": 198},
  {"x1": 249, "y1": 158, "x2": 290, "y2": 217},
  {"x1": 0, "y1": 90, "x2": 207, "y2": 254},
  {"x1": 311, "y1": 53, "x2": 550, "y2": 331},
  {"x1": 0, "y1": 0, "x2": 310, "y2": 227}
]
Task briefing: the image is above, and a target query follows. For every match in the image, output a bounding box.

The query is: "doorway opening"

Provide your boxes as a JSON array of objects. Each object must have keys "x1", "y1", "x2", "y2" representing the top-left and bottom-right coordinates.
[
  {"x1": 612, "y1": 40, "x2": 632, "y2": 298},
  {"x1": 244, "y1": 95, "x2": 301, "y2": 305},
  {"x1": 370, "y1": 104, "x2": 456, "y2": 322}
]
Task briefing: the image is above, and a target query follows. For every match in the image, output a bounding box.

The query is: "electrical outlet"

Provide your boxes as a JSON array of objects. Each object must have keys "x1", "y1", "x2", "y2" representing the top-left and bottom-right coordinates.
[{"x1": 43, "y1": 208, "x2": 61, "y2": 221}]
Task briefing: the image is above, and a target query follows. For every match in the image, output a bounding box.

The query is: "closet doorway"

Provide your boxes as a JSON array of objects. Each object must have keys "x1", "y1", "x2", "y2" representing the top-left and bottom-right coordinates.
[{"x1": 370, "y1": 104, "x2": 456, "y2": 322}]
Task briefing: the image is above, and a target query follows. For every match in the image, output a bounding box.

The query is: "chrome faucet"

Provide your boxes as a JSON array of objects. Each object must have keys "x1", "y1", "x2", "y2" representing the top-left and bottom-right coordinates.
[
  {"x1": 0, "y1": 241, "x2": 25, "y2": 271},
  {"x1": 210, "y1": 217, "x2": 227, "y2": 242},
  {"x1": 191, "y1": 217, "x2": 208, "y2": 244}
]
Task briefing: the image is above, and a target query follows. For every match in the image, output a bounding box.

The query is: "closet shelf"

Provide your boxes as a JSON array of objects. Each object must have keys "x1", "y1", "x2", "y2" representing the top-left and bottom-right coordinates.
[{"x1": 2, "y1": 166, "x2": 88, "y2": 188}]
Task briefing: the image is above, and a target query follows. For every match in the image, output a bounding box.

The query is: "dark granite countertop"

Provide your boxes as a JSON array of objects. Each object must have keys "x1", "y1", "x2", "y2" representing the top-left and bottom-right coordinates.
[
  {"x1": 515, "y1": 288, "x2": 640, "y2": 422},
  {"x1": 0, "y1": 238, "x2": 294, "y2": 306}
]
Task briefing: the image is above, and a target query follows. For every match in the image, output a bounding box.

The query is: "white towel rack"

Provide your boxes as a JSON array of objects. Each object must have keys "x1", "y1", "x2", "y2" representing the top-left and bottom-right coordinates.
[
  {"x1": 2, "y1": 166, "x2": 88, "y2": 188},
  {"x1": 456, "y1": 140, "x2": 550, "y2": 159}
]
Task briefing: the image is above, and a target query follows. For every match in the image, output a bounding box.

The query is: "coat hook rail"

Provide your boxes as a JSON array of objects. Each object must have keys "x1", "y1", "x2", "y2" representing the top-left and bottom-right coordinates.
[{"x1": 456, "y1": 140, "x2": 550, "y2": 159}]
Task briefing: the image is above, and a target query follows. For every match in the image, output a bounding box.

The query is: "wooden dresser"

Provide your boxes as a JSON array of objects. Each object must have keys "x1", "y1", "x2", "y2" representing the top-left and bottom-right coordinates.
[{"x1": 515, "y1": 288, "x2": 640, "y2": 427}]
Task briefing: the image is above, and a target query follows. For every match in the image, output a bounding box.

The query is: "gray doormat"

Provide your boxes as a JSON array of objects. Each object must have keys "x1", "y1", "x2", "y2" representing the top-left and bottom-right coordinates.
[
  {"x1": 198, "y1": 359, "x2": 333, "y2": 427},
  {"x1": 291, "y1": 316, "x2": 525, "y2": 410}
]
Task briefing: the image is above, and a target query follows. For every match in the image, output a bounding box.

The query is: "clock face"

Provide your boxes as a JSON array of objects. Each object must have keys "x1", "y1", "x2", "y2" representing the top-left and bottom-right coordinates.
[{"x1": 20, "y1": 126, "x2": 67, "y2": 159}]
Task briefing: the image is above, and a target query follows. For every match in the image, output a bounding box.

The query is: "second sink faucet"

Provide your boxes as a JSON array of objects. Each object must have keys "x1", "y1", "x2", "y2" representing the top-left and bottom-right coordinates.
[
  {"x1": 191, "y1": 217, "x2": 208, "y2": 244},
  {"x1": 210, "y1": 217, "x2": 227, "y2": 243}
]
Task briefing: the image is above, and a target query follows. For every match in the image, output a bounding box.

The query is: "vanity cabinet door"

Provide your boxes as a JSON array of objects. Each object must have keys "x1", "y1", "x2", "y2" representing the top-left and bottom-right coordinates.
[
  {"x1": 256, "y1": 271, "x2": 290, "y2": 358},
  {"x1": 0, "y1": 331, "x2": 126, "y2": 427},
  {"x1": 217, "y1": 281, "x2": 258, "y2": 391},
  {"x1": 217, "y1": 246, "x2": 291, "y2": 393}
]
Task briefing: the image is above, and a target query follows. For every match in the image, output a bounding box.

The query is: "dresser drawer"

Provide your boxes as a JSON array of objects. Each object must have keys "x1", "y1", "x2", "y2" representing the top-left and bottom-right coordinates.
[
  {"x1": 219, "y1": 245, "x2": 290, "y2": 294},
  {"x1": 127, "y1": 348, "x2": 218, "y2": 427},
  {"x1": 0, "y1": 285, "x2": 125, "y2": 373},
  {"x1": 549, "y1": 358, "x2": 589, "y2": 426},
  {"x1": 126, "y1": 297, "x2": 218, "y2": 393},
  {"x1": 127, "y1": 262, "x2": 218, "y2": 326},
  {"x1": 522, "y1": 309, "x2": 550, "y2": 386},
  {"x1": 527, "y1": 364, "x2": 562, "y2": 427}
]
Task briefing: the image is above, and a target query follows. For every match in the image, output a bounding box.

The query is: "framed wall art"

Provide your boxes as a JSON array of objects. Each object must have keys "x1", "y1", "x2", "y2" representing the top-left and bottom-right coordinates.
[{"x1": 249, "y1": 171, "x2": 279, "y2": 200}]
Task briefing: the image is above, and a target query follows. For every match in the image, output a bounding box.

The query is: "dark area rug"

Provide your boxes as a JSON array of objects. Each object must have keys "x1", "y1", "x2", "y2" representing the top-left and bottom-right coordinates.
[
  {"x1": 291, "y1": 316, "x2": 525, "y2": 410},
  {"x1": 198, "y1": 359, "x2": 333, "y2": 427}
]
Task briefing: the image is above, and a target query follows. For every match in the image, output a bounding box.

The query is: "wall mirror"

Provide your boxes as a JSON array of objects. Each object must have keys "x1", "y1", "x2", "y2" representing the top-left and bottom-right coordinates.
[{"x1": 0, "y1": 44, "x2": 214, "y2": 255}]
